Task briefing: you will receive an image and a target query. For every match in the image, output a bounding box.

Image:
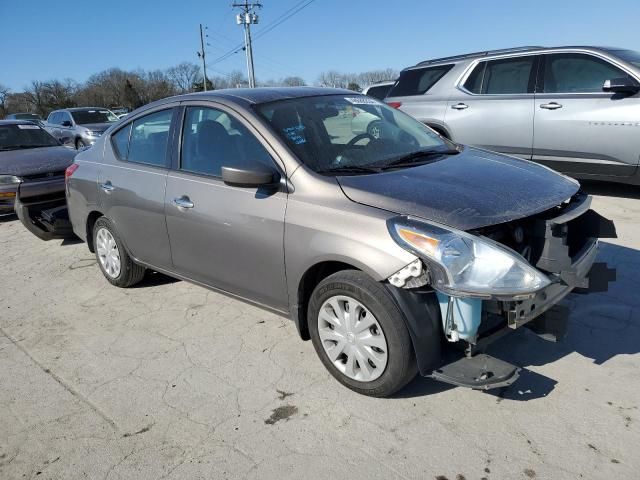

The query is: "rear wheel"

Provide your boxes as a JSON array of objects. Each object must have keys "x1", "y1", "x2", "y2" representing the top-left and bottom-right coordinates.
[
  {"x1": 93, "y1": 217, "x2": 145, "y2": 287},
  {"x1": 308, "y1": 270, "x2": 417, "y2": 397}
]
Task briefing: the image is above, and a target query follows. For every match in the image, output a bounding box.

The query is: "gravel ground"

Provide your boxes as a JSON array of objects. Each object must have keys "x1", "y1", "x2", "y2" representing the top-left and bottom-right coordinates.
[{"x1": 0, "y1": 181, "x2": 638, "y2": 480}]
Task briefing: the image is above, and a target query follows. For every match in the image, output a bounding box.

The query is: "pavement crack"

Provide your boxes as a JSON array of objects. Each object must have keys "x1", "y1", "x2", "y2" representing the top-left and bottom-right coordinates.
[{"x1": 0, "y1": 325, "x2": 118, "y2": 431}]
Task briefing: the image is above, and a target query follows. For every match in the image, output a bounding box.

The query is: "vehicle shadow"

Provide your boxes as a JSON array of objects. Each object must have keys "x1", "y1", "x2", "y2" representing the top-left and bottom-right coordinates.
[
  {"x1": 397, "y1": 241, "x2": 639, "y2": 401},
  {"x1": 581, "y1": 180, "x2": 640, "y2": 199},
  {"x1": 131, "y1": 270, "x2": 180, "y2": 288},
  {"x1": 0, "y1": 213, "x2": 17, "y2": 223},
  {"x1": 487, "y1": 241, "x2": 638, "y2": 400}
]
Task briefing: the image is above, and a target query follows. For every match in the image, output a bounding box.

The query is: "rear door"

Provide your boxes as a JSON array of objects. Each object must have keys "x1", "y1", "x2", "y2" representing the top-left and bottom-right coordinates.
[
  {"x1": 164, "y1": 102, "x2": 288, "y2": 310},
  {"x1": 386, "y1": 64, "x2": 454, "y2": 132},
  {"x1": 533, "y1": 52, "x2": 640, "y2": 177},
  {"x1": 444, "y1": 55, "x2": 538, "y2": 159},
  {"x1": 98, "y1": 105, "x2": 178, "y2": 270}
]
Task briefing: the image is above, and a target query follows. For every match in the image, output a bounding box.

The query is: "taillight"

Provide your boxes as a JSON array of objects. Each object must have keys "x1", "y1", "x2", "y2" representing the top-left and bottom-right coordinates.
[
  {"x1": 386, "y1": 101, "x2": 402, "y2": 109},
  {"x1": 65, "y1": 163, "x2": 79, "y2": 182}
]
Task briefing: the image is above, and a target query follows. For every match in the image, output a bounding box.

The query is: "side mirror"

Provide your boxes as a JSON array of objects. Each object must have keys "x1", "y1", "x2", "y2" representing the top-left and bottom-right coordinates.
[
  {"x1": 221, "y1": 165, "x2": 281, "y2": 188},
  {"x1": 602, "y1": 77, "x2": 640, "y2": 94},
  {"x1": 61, "y1": 120, "x2": 73, "y2": 127}
]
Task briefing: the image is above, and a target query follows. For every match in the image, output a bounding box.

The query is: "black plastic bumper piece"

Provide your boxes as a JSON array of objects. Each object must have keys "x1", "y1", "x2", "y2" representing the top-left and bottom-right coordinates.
[
  {"x1": 15, "y1": 196, "x2": 72, "y2": 241},
  {"x1": 429, "y1": 353, "x2": 520, "y2": 390}
]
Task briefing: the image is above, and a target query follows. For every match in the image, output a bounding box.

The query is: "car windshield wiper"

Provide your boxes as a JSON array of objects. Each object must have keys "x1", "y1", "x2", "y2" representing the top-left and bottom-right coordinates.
[
  {"x1": 375, "y1": 148, "x2": 460, "y2": 170},
  {"x1": 317, "y1": 165, "x2": 382, "y2": 175}
]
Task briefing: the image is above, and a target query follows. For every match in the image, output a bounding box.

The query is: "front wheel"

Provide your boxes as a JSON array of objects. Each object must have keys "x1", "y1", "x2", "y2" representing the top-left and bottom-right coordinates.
[
  {"x1": 308, "y1": 270, "x2": 417, "y2": 397},
  {"x1": 75, "y1": 138, "x2": 86, "y2": 150}
]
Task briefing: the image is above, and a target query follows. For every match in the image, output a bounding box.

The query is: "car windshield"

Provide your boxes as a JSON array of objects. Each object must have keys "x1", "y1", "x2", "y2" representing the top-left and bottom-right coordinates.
[
  {"x1": 0, "y1": 124, "x2": 59, "y2": 150},
  {"x1": 608, "y1": 49, "x2": 640, "y2": 68},
  {"x1": 255, "y1": 94, "x2": 454, "y2": 174},
  {"x1": 71, "y1": 109, "x2": 119, "y2": 125}
]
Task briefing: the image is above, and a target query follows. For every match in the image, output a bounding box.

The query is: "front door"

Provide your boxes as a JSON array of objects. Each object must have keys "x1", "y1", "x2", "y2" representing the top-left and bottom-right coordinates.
[
  {"x1": 533, "y1": 52, "x2": 640, "y2": 177},
  {"x1": 164, "y1": 104, "x2": 288, "y2": 310},
  {"x1": 98, "y1": 106, "x2": 176, "y2": 270},
  {"x1": 445, "y1": 55, "x2": 538, "y2": 159}
]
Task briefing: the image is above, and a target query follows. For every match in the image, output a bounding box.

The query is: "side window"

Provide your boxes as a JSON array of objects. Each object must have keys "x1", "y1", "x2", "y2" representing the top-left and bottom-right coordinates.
[
  {"x1": 463, "y1": 62, "x2": 486, "y2": 93},
  {"x1": 111, "y1": 124, "x2": 132, "y2": 160},
  {"x1": 48, "y1": 112, "x2": 59, "y2": 125},
  {"x1": 181, "y1": 106, "x2": 274, "y2": 177},
  {"x1": 60, "y1": 112, "x2": 72, "y2": 125},
  {"x1": 127, "y1": 109, "x2": 173, "y2": 167},
  {"x1": 543, "y1": 53, "x2": 632, "y2": 93},
  {"x1": 387, "y1": 64, "x2": 453, "y2": 97},
  {"x1": 482, "y1": 57, "x2": 535, "y2": 94}
]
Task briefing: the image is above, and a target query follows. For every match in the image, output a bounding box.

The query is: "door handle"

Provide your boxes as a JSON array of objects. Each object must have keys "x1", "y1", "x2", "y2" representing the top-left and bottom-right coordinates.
[
  {"x1": 451, "y1": 103, "x2": 468, "y2": 110},
  {"x1": 100, "y1": 181, "x2": 115, "y2": 193},
  {"x1": 173, "y1": 196, "x2": 194, "y2": 209},
  {"x1": 540, "y1": 102, "x2": 563, "y2": 110}
]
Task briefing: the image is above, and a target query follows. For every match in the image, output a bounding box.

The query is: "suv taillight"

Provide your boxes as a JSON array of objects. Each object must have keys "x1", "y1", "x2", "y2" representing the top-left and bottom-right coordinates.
[
  {"x1": 65, "y1": 163, "x2": 79, "y2": 183},
  {"x1": 386, "y1": 101, "x2": 402, "y2": 109}
]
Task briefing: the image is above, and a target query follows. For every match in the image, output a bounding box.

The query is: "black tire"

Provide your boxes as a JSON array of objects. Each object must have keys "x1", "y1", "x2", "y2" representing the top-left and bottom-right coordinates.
[
  {"x1": 308, "y1": 270, "x2": 417, "y2": 397},
  {"x1": 92, "y1": 217, "x2": 145, "y2": 288},
  {"x1": 75, "y1": 138, "x2": 86, "y2": 150}
]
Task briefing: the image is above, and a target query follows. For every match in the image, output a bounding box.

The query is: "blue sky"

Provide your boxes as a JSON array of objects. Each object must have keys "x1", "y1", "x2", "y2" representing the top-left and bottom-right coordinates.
[{"x1": 2, "y1": 0, "x2": 639, "y2": 91}]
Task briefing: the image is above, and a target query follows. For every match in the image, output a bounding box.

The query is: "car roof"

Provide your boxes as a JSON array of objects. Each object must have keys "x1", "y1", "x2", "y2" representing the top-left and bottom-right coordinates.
[
  {"x1": 411, "y1": 45, "x2": 623, "y2": 69},
  {"x1": 147, "y1": 86, "x2": 356, "y2": 110},
  {"x1": 0, "y1": 119, "x2": 42, "y2": 126}
]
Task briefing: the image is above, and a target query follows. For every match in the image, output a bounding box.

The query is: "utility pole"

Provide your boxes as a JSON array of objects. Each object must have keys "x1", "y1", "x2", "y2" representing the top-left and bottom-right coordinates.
[
  {"x1": 197, "y1": 24, "x2": 208, "y2": 91},
  {"x1": 233, "y1": 1, "x2": 261, "y2": 88}
]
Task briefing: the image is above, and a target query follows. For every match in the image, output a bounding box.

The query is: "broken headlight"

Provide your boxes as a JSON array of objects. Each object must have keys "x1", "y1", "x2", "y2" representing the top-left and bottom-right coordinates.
[{"x1": 388, "y1": 216, "x2": 550, "y2": 298}]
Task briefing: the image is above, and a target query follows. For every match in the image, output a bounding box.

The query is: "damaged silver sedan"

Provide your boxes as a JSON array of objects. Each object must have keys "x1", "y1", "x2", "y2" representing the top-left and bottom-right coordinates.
[{"x1": 16, "y1": 88, "x2": 616, "y2": 397}]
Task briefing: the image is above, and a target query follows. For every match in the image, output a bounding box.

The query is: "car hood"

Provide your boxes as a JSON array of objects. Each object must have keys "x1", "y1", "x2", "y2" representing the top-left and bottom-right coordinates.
[
  {"x1": 0, "y1": 146, "x2": 76, "y2": 177},
  {"x1": 336, "y1": 147, "x2": 580, "y2": 230},
  {"x1": 80, "y1": 122, "x2": 114, "y2": 132}
]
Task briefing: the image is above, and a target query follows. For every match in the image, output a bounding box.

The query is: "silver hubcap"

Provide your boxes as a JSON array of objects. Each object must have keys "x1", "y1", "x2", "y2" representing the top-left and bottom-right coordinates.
[
  {"x1": 96, "y1": 227, "x2": 121, "y2": 278},
  {"x1": 318, "y1": 295, "x2": 388, "y2": 382},
  {"x1": 369, "y1": 123, "x2": 381, "y2": 139}
]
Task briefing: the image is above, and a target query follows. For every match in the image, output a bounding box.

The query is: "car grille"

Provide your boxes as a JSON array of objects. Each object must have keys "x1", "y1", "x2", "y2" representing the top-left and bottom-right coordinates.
[{"x1": 22, "y1": 170, "x2": 66, "y2": 181}]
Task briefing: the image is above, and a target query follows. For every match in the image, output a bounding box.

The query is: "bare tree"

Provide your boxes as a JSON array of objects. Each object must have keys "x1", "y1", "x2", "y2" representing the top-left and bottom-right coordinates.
[
  {"x1": 166, "y1": 62, "x2": 201, "y2": 94},
  {"x1": 317, "y1": 70, "x2": 345, "y2": 88},
  {"x1": 24, "y1": 81, "x2": 48, "y2": 116},
  {"x1": 281, "y1": 76, "x2": 306, "y2": 87},
  {"x1": 0, "y1": 83, "x2": 9, "y2": 116}
]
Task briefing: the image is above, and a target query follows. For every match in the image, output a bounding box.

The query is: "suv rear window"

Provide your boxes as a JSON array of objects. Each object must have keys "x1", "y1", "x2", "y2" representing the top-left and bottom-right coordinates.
[
  {"x1": 365, "y1": 84, "x2": 394, "y2": 100},
  {"x1": 387, "y1": 64, "x2": 453, "y2": 97}
]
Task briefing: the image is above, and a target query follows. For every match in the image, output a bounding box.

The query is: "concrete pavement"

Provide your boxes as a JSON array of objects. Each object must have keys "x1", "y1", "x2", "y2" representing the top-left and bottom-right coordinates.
[{"x1": 0, "y1": 181, "x2": 638, "y2": 479}]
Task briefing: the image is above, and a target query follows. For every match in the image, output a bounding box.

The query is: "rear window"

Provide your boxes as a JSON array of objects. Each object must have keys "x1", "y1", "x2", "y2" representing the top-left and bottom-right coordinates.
[
  {"x1": 365, "y1": 84, "x2": 394, "y2": 100},
  {"x1": 387, "y1": 64, "x2": 453, "y2": 97}
]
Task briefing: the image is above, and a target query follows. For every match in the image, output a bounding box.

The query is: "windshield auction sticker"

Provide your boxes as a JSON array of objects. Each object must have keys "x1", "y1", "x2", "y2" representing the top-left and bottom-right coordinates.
[{"x1": 344, "y1": 97, "x2": 381, "y2": 105}]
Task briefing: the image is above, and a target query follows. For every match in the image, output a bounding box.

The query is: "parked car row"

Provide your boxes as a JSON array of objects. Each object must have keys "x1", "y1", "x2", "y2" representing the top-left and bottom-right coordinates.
[
  {"x1": 44, "y1": 107, "x2": 121, "y2": 149},
  {"x1": 12, "y1": 87, "x2": 616, "y2": 396}
]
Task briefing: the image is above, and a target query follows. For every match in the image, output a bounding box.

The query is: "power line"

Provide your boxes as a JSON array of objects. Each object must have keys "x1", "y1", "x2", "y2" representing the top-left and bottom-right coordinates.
[{"x1": 210, "y1": 0, "x2": 315, "y2": 67}]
